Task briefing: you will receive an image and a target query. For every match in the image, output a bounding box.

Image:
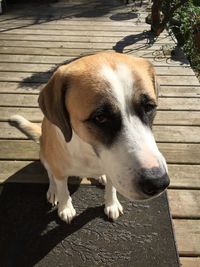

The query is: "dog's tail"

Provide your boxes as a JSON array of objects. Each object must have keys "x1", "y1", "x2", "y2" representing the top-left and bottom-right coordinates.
[{"x1": 9, "y1": 115, "x2": 41, "y2": 143}]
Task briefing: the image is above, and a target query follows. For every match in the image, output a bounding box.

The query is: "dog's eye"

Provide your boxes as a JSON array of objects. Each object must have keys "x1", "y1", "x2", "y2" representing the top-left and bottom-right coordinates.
[
  {"x1": 93, "y1": 115, "x2": 108, "y2": 124},
  {"x1": 144, "y1": 103, "x2": 156, "y2": 114}
]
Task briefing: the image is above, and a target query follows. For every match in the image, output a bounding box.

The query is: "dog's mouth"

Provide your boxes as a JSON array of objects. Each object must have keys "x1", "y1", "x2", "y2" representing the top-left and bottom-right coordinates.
[{"x1": 109, "y1": 173, "x2": 169, "y2": 202}]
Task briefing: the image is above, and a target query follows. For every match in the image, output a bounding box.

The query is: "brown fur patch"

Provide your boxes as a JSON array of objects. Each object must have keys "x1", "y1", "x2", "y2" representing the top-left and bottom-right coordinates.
[{"x1": 40, "y1": 118, "x2": 71, "y2": 179}]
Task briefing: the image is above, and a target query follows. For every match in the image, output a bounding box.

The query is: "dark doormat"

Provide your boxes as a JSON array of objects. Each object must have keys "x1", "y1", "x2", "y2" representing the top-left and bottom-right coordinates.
[{"x1": 0, "y1": 183, "x2": 179, "y2": 267}]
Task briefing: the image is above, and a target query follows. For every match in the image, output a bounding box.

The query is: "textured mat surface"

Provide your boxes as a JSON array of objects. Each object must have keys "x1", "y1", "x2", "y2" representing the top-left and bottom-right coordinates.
[{"x1": 0, "y1": 184, "x2": 179, "y2": 267}]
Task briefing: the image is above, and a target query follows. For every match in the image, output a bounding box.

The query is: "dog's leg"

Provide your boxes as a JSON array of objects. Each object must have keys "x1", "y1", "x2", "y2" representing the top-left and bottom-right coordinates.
[
  {"x1": 46, "y1": 170, "x2": 58, "y2": 206},
  {"x1": 97, "y1": 174, "x2": 107, "y2": 186},
  {"x1": 54, "y1": 177, "x2": 76, "y2": 224},
  {"x1": 104, "y1": 178, "x2": 123, "y2": 220}
]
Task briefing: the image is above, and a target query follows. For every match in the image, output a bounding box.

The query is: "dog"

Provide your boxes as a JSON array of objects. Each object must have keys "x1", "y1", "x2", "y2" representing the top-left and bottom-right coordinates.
[{"x1": 10, "y1": 52, "x2": 169, "y2": 223}]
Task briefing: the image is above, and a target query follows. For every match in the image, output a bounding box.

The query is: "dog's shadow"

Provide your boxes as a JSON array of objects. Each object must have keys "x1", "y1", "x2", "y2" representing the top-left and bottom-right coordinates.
[{"x1": 0, "y1": 182, "x2": 107, "y2": 267}]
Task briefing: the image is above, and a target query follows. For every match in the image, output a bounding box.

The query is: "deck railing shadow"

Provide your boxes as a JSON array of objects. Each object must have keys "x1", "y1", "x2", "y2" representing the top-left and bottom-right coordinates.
[{"x1": 113, "y1": 30, "x2": 157, "y2": 53}]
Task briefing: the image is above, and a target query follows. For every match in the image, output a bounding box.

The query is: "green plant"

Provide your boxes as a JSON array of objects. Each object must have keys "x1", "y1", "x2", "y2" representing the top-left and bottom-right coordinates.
[{"x1": 172, "y1": 0, "x2": 200, "y2": 76}]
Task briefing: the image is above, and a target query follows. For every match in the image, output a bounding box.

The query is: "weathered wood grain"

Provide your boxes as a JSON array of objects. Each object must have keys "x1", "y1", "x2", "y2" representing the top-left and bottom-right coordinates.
[
  {"x1": 0, "y1": 62, "x2": 194, "y2": 76},
  {"x1": 173, "y1": 219, "x2": 200, "y2": 256},
  {"x1": 159, "y1": 86, "x2": 200, "y2": 97},
  {"x1": 0, "y1": 160, "x2": 47, "y2": 183},
  {"x1": 0, "y1": 20, "x2": 148, "y2": 27},
  {"x1": 1, "y1": 107, "x2": 200, "y2": 126},
  {"x1": 0, "y1": 140, "x2": 39, "y2": 160},
  {"x1": 159, "y1": 143, "x2": 200, "y2": 164},
  {"x1": 1, "y1": 94, "x2": 200, "y2": 111},
  {"x1": 0, "y1": 71, "x2": 197, "y2": 86},
  {"x1": 154, "y1": 111, "x2": 200, "y2": 125},
  {"x1": 0, "y1": 54, "x2": 190, "y2": 66},
  {"x1": 168, "y1": 189, "x2": 200, "y2": 218},
  {"x1": 168, "y1": 164, "x2": 200, "y2": 189},
  {"x1": 1, "y1": 122, "x2": 200, "y2": 143},
  {"x1": 158, "y1": 98, "x2": 200, "y2": 110},
  {"x1": 0, "y1": 107, "x2": 43, "y2": 121},
  {"x1": 0, "y1": 32, "x2": 163, "y2": 41},
  {"x1": 0, "y1": 40, "x2": 174, "y2": 50},
  {"x1": 153, "y1": 125, "x2": 200, "y2": 143},
  {"x1": 180, "y1": 257, "x2": 200, "y2": 267}
]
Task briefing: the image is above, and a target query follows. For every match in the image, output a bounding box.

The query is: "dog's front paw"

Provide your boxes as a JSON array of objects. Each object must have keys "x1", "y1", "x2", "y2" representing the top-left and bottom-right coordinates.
[
  {"x1": 98, "y1": 175, "x2": 107, "y2": 186},
  {"x1": 58, "y1": 203, "x2": 76, "y2": 224},
  {"x1": 47, "y1": 185, "x2": 58, "y2": 206},
  {"x1": 104, "y1": 200, "x2": 123, "y2": 220}
]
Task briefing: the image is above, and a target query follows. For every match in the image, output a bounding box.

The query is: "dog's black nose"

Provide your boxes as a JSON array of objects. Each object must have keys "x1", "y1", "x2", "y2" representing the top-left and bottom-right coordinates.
[{"x1": 138, "y1": 167, "x2": 170, "y2": 196}]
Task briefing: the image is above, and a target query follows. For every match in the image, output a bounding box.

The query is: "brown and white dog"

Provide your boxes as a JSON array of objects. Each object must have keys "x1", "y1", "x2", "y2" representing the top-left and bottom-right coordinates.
[{"x1": 11, "y1": 52, "x2": 169, "y2": 223}]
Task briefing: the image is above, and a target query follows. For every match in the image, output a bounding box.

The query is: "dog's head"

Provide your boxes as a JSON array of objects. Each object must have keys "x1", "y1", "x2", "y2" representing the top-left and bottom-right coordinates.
[{"x1": 39, "y1": 52, "x2": 169, "y2": 201}]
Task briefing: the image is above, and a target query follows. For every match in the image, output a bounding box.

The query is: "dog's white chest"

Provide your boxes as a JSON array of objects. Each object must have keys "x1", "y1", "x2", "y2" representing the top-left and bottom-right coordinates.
[{"x1": 66, "y1": 133, "x2": 102, "y2": 177}]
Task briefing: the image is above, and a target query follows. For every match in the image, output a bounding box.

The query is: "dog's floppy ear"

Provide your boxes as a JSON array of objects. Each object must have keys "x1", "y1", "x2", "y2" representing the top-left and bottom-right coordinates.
[
  {"x1": 149, "y1": 63, "x2": 159, "y2": 100},
  {"x1": 38, "y1": 68, "x2": 72, "y2": 142},
  {"x1": 153, "y1": 73, "x2": 160, "y2": 100}
]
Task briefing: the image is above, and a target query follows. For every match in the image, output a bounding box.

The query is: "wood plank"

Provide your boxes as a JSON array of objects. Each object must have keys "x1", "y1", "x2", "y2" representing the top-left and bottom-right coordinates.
[
  {"x1": 168, "y1": 189, "x2": 200, "y2": 218},
  {"x1": 0, "y1": 20, "x2": 148, "y2": 27},
  {"x1": 0, "y1": 72, "x2": 51, "y2": 83},
  {"x1": 0, "y1": 63, "x2": 53, "y2": 73},
  {"x1": 2, "y1": 122, "x2": 200, "y2": 143},
  {"x1": 1, "y1": 140, "x2": 200, "y2": 163},
  {"x1": 1, "y1": 107, "x2": 200, "y2": 126},
  {"x1": 0, "y1": 94, "x2": 39, "y2": 107},
  {"x1": 0, "y1": 53, "x2": 190, "y2": 67},
  {"x1": 153, "y1": 125, "x2": 200, "y2": 143},
  {"x1": 0, "y1": 29, "x2": 149, "y2": 37},
  {"x1": 1, "y1": 94, "x2": 200, "y2": 111},
  {"x1": 0, "y1": 40, "x2": 175, "y2": 49},
  {"x1": 0, "y1": 82, "x2": 43, "y2": 94},
  {"x1": 0, "y1": 160, "x2": 48, "y2": 183},
  {"x1": 160, "y1": 76, "x2": 200, "y2": 86},
  {"x1": 0, "y1": 122, "x2": 41, "y2": 139},
  {"x1": 159, "y1": 143, "x2": 200, "y2": 164},
  {"x1": 0, "y1": 71, "x2": 197, "y2": 86},
  {"x1": 1, "y1": 26, "x2": 174, "y2": 40},
  {"x1": 0, "y1": 140, "x2": 39, "y2": 160},
  {"x1": 173, "y1": 219, "x2": 200, "y2": 256},
  {"x1": 168, "y1": 164, "x2": 200, "y2": 189},
  {"x1": 0, "y1": 23, "x2": 157, "y2": 32},
  {"x1": 0, "y1": 13, "x2": 150, "y2": 22},
  {"x1": 0, "y1": 12, "x2": 149, "y2": 23},
  {"x1": 0, "y1": 45, "x2": 182, "y2": 58},
  {"x1": 158, "y1": 98, "x2": 200, "y2": 111},
  {"x1": 160, "y1": 86, "x2": 200, "y2": 98},
  {"x1": 1, "y1": 33, "x2": 126, "y2": 42},
  {"x1": 0, "y1": 10, "x2": 149, "y2": 20},
  {"x1": 0, "y1": 107, "x2": 43, "y2": 121},
  {"x1": 154, "y1": 111, "x2": 200, "y2": 126},
  {"x1": 0, "y1": 54, "x2": 73, "y2": 64},
  {"x1": 180, "y1": 257, "x2": 200, "y2": 267},
  {"x1": 0, "y1": 46, "x2": 154, "y2": 56},
  {"x1": 0, "y1": 62, "x2": 194, "y2": 76}
]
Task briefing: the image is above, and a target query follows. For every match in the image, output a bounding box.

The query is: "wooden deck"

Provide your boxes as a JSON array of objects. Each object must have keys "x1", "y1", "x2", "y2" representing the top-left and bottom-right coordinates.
[{"x1": 0, "y1": 1, "x2": 200, "y2": 266}]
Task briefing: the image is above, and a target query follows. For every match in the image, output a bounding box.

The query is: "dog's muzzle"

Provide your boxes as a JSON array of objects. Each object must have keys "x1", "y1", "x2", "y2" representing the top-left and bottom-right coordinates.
[{"x1": 138, "y1": 167, "x2": 170, "y2": 196}]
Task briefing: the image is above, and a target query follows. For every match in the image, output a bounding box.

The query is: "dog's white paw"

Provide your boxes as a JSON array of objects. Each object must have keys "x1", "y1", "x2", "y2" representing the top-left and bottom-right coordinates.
[
  {"x1": 98, "y1": 175, "x2": 107, "y2": 185},
  {"x1": 104, "y1": 200, "x2": 123, "y2": 220},
  {"x1": 58, "y1": 203, "x2": 76, "y2": 224},
  {"x1": 46, "y1": 186, "x2": 58, "y2": 206}
]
